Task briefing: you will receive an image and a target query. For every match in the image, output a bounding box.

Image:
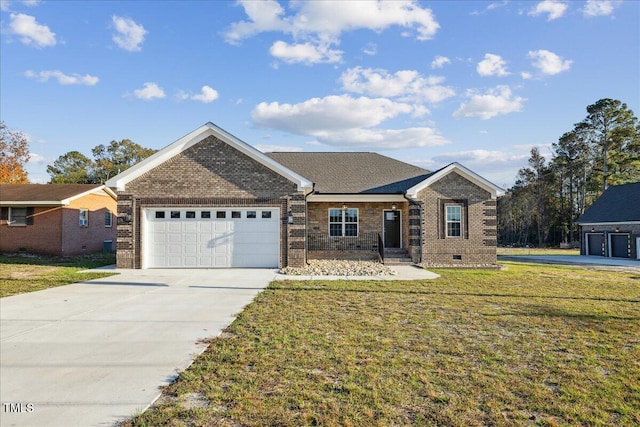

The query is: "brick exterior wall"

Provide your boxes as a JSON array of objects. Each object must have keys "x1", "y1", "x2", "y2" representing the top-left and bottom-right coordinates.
[
  {"x1": 579, "y1": 223, "x2": 640, "y2": 259},
  {"x1": 416, "y1": 172, "x2": 498, "y2": 267},
  {"x1": 63, "y1": 194, "x2": 117, "y2": 255},
  {"x1": 0, "y1": 207, "x2": 63, "y2": 255},
  {"x1": 116, "y1": 135, "x2": 305, "y2": 268},
  {"x1": 0, "y1": 194, "x2": 116, "y2": 256}
]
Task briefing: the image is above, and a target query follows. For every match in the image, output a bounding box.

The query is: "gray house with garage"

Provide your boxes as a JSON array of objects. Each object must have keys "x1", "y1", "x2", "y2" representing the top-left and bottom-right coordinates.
[
  {"x1": 577, "y1": 181, "x2": 640, "y2": 260},
  {"x1": 106, "y1": 122, "x2": 503, "y2": 269}
]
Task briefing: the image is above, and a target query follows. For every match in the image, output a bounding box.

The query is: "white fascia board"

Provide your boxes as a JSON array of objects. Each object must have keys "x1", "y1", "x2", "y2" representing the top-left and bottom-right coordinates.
[
  {"x1": 0, "y1": 201, "x2": 64, "y2": 206},
  {"x1": 307, "y1": 194, "x2": 408, "y2": 203},
  {"x1": 406, "y1": 162, "x2": 505, "y2": 199},
  {"x1": 578, "y1": 221, "x2": 640, "y2": 226},
  {"x1": 106, "y1": 123, "x2": 313, "y2": 191}
]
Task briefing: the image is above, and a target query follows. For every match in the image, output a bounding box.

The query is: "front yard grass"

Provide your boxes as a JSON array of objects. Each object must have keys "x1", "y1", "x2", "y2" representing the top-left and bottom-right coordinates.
[
  {"x1": 126, "y1": 262, "x2": 640, "y2": 427},
  {"x1": 498, "y1": 247, "x2": 580, "y2": 256},
  {"x1": 0, "y1": 253, "x2": 116, "y2": 297}
]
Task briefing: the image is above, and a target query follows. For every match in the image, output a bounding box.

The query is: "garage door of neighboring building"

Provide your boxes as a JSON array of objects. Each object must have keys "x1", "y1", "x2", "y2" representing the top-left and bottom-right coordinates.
[
  {"x1": 609, "y1": 233, "x2": 630, "y2": 258},
  {"x1": 143, "y1": 208, "x2": 279, "y2": 268},
  {"x1": 586, "y1": 233, "x2": 604, "y2": 256}
]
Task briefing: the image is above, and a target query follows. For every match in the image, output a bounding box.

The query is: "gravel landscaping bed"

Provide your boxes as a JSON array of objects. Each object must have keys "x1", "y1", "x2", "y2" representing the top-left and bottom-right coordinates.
[{"x1": 280, "y1": 260, "x2": 395, "y2": 276}]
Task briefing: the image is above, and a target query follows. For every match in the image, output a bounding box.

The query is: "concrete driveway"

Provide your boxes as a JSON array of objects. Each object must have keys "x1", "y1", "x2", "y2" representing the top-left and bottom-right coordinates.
[{"x1": 0, "y1": 268, "x2": 276, "y2": 427}]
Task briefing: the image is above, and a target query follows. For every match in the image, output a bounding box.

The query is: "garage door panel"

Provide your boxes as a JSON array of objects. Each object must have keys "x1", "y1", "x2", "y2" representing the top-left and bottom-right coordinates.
[
  {"x1": 145, "y1": 208, "x2": 279, "y2": 268},
  {"x1": 610, "y1": 234, "x2": 630, "y2": 258}
]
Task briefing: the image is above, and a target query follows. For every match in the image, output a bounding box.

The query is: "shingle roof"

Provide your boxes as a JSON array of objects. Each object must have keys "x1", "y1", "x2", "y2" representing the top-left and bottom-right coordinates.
[
  {"x1": 265, "y1": 152, "x2": 431, "y2": 194},
  {"x1": 0, "y1": 184, "x2": 109, "y2": 204},
  {"x1": 577, "y1": 182, "x2": 640, "y2": 223}
]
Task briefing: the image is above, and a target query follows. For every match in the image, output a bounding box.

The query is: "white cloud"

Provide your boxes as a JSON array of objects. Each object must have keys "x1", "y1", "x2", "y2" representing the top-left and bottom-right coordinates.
[
  {"x1": 583, "y1": 0, "x2": 618, "y2": 16},
  {"x1": 528, "y1": 49, "x2": 572, "y2": 75},
  {"x1": 430, "y1": 55, "x2": 451, "y2": 69},
  {"x1": 269, "y1": 40, "x2": 343, "y2": 64},
  {"x1": 340, "y1": 67, "x2": 454, "y2": 104},
  {"x1": 226, "y1": 0, "x2": 439, "y2": 65},
  {"x1": 520, "y1": 71, "x2": 533, "y2": 80},
  {"x1": 311, "y1": 127, "x2": 449, "y2": 149},
  {"x1": 8, "y1": 13, "x2": 56, "y2": 47},
  {"x1": 528, "y1": 0, "x2": 568, "y2": 20},
  {"x1": 112, "y1": 16, "x2": 147, "y2": 51},
  {"x1": 252, "y1": 95, "x2": 418, "y2": 132},
  {"x1": 362, "y1": 42, "x2": 377, "y2": 56},
  {"x1": 477, "y1": 53, "x2": 509, "y2": 77},
  {"x1": 251, "y1": 94, "x2": 445, "y2": 149},
  {"x1": 453, "y1": 86, "x2": 525, "y2": 120},
  {"x1": 1, "y1": 1, "x2": 40, "y2": 11},
  {"x1": 24, "y1": 70, "x2": 99, "y2": 85},
  {"x1": 26, "y1": 152, "x2": 48, "y2": 165},
  {"x1": 191, "y1": 85, "x2": 219, "y2": 103},
  {"x1": 132, "y1": 82, "x2": 165, "y2": 100}
]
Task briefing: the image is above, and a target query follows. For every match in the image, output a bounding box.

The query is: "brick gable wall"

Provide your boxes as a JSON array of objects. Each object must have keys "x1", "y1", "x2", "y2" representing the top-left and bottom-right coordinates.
[
  {"x1": 116, "y1": 135, "x2": 305, "y2": 268},
  {"x1": 417, "y1": 172, "x2": 498, "y2": 267}
]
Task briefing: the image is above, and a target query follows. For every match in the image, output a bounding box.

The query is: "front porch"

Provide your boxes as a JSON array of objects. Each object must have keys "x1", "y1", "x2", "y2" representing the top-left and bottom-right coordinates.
[{"x1": 304, "y1": 199, "x2": 420, "y2": 264}]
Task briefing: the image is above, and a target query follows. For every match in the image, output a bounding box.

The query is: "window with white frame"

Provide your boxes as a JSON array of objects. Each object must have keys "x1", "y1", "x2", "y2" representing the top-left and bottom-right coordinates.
[
  {"x1": 104, "y1": 211, "x2": 112, "y2": 228},
  {"x1": 9, "y1": 207, "x2": 27, "y2": 226},
  {"x1": 79, "y1": 209, "x2": 89, "y2": 227},
  {"x1": 329, "y1": 208, "x2": 358, "y2": 237},
  {"x1": 446, "y1": 205, "x2": 462, "y2": 237}
]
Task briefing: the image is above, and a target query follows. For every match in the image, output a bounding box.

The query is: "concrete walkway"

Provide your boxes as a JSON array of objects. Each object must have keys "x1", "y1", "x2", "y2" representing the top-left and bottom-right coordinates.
[
  {"x1": 0, "y1": 269, "x2": 276, "y2": 427},
  {"x1": 499, "y1": 254, "x2": 640, "y2": 270}
]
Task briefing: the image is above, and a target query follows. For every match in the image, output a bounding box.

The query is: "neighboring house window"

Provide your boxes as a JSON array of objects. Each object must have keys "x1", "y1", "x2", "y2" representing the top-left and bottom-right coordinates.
[
  {"x1": 79, "y1": 209, "x2": 89, "y2": 227},
  {"x1": 9, "y1": 207, "x2": 28, "y2": 226},
  {"x1": 104, "y1": 211, "x2": 112, "y2": 228},
  {"x1": 446, "y1": 205, "x2": 462, "y2": 237},
  {"x1": 329, "y1": 208, "x2": 358, "y2": 237}
]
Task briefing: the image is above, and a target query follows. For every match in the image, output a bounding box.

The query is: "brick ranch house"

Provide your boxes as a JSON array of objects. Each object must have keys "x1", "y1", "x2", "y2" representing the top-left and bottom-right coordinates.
[
  {"x1": 0, "y1": 184, "x2": 117, "y2": 255},
  {"x1": 577, "y1": 181, "x2": 640, "y2": 260},
  {"x1": 106, "y1": 122, "x2": 504, "y2": 269}
]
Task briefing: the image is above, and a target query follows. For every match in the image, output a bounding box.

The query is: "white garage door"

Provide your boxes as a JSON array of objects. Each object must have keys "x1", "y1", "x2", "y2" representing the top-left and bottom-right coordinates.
[{"x1": 143, "y1": 208, "x2": 280, "y2": 268}]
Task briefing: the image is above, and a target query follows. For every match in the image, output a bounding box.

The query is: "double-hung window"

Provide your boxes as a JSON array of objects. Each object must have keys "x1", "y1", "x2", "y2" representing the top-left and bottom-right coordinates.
[
  {"x1": 104, "y1": 211, "x2": 112, "y2": 228},
  {"x1": 9, "y1": 208, "x2": 27, "y2": 226},
  {"x1": 329, "y1": 208, "x2": 358, "y2": 237},
  {"x1": 445, "y1": 205, "x2": 462, "y2": 237},
  {"x1": 79, "y1": 209, "x2": 89, "y2": 227}
]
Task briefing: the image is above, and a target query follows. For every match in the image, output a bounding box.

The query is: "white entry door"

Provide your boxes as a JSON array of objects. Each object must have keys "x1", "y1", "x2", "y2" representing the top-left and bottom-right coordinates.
[{"x1": 143, "y1": 208, "x2": 279, "y2": 268}]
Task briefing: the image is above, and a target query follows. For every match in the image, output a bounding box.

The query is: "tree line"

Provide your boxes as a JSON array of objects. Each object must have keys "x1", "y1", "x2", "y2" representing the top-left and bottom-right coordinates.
[
  {"x1": 0, "y1": 122, "x2": 157, "y2": 185},
  {"x1": 498, "y1": 98, "x2": 640, "y2": 247}
]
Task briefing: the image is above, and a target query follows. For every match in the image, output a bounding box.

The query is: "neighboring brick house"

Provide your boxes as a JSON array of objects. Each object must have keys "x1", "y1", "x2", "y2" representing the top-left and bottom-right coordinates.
[
  {"x1": 106, "y1": 122, "x2": 503, "y2": 269},
  {"x1": 0, "y1": 184, "x2": 117, "y2": 256},
  {"x1": 576, "y1": 182, "x2": 640, "y2": 260}
]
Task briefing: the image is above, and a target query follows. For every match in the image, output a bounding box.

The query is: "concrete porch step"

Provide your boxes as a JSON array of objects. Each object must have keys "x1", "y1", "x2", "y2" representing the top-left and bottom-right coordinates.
[{"x1": 383, "y1": 248, "x2": 413, "y2": 265}]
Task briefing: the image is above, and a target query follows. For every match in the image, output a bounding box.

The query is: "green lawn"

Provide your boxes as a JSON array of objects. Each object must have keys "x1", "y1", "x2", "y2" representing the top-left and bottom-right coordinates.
[
  {"x1": 0, "y1": 253, "x2": 116, "y2": 297},
  {"x1": 124, "y1": 263, "x2": 640, "y2": 427},
  {"x1": 497, "y1": 247, "x2": 580, "y2": 256}
]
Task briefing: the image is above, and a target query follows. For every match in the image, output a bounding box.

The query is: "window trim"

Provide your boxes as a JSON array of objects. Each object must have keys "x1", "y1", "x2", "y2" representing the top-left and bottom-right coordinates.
[
  {"x1": 328, "y1": 208, "x2": 359, "y2": 237},
  {"x1": 8, "y1": 207, "x2": 28, "y2": 226},
  {"x1": 444, "y1": 203, "x2": 464, "y2": 239},
  {"x1": 104, "y1": 211, "x2": 112, "y2": 228},
  {"x1": 79, "y1": 208, "x2": 89, "y2": 227}
]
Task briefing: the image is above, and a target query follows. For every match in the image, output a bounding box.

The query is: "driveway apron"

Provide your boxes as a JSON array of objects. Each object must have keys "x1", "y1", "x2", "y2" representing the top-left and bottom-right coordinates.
[{"x1": 0, "y1": 268, "x2": 275, "y2": 427}]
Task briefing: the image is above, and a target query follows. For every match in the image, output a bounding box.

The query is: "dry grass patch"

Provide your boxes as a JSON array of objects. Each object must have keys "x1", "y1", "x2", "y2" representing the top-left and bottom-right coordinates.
[
  {"x1": 124, "y1": 262, "x2": 640, "y2": 427},
  {"x1": 0, "y1": 253, "x2": 116, "y2": 297}
]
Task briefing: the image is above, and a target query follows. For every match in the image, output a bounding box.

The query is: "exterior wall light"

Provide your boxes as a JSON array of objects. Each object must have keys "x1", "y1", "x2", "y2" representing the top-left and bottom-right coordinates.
[
  {"x1": 391, "y1": 204, "x2": 397, "y2": 210},
  {"x1": 288, "y1": 210, "x2": 294, "y2": 224}
]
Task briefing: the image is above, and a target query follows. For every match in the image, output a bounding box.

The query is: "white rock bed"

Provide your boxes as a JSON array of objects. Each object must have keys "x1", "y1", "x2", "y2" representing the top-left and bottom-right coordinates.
[{"x1": 280, "y1": 260, "x2": 395, "y2": 276}]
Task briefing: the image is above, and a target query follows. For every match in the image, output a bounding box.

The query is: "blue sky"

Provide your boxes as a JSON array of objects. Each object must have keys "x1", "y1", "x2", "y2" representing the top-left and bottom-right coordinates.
[{"x1": 1, "y1": 0, "x2": 638, "y2": 187}]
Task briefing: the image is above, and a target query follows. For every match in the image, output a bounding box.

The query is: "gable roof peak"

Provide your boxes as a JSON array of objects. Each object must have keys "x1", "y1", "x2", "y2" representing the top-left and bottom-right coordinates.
[{"x1": 105, "y1": 122, "x2": 313, "y2": 191}]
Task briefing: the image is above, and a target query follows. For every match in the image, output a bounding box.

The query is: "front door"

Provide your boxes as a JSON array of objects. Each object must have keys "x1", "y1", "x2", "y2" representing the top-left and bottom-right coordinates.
[{"x1": 383, "y1": 210, "x2": 401, "y2": 248}]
